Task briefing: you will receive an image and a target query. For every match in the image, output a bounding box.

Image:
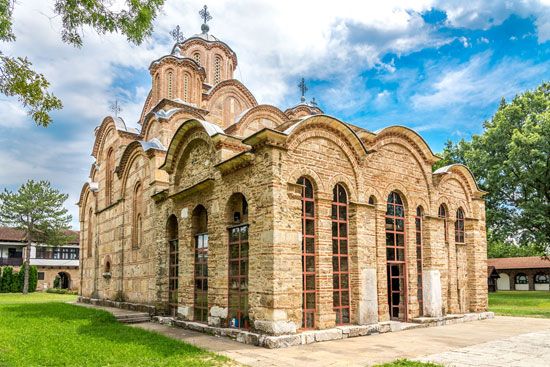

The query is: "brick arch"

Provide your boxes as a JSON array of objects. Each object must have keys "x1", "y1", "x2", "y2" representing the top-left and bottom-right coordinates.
[
  {"x1": 436, "y1": 175, "x2": 473, "y2": 218},
  {"x1": 327, "y1": 173, "x2": 358, "y2": 203},
  {"x1": 119, "y1": 145, "x2": 150, "y2": 199},
  {"x1": 78, "y1": 183, "x2": 93, "y2": 219},
  {"x1": 204, "y1": 79, "x2": 258, "y2": 108},
  {"x1": 286, "y1": 166, "x2": 327, "y2": 194},
  {"x1": 92, "y1": 116, "x2": 139, "y2": 159},
  {"x1": 382, "y1": 184, "x2": 411, "y2": 210},
  {"x1": 226, "y1": 104, "x2": 289, "y2": 137},
  {"x1": 368, "y1": 126, "x2": 439, "y2": 165},
  {"x1": 160, "y1": 119, "x2": 221, "y2": 175},
  {"x1": 172, "y1": 133, "x2": 215, "y2": 190},
  {"x1": 367, "y1": 139, "x2": 433, "y2": 205}
]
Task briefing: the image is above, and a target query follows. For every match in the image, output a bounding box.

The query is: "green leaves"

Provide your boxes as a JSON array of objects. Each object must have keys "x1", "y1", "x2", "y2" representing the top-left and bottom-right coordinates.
[
  {"x1": 54, "y1": 0, "x2": 165, "y2": 48},
  {"x1": 437, "y1": 82, "x2": 550, "y2": 254},
  {"x1": 0, "y1": 180, "x2": 72, "y2": 246},
  {"x1": 0, "y1": 0, "x2": 165, "y2": 126},
  {"x1": 0, "y1": 55, "x2": 63, "y2": 127}
]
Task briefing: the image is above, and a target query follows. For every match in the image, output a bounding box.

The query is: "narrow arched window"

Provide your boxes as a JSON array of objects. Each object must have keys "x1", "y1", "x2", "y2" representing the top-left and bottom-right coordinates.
[
  {"x1": 132, "y1": 182, "x2": 143, "y2": 248},
  {"x1": 332, "y1": 184, "x2": 350, "y2": 325},
  {"x1": 193, "y1": 52, "x2": 201, "y2": 65},
  {"x1": 166, "y1": 71, "x2": 173, "y2": 99},
  {"x1": 386, "y1": 191, "x2": 406, "y2": 320},
  {"x1": 183, "y1": 74, "x2": 189, "y2": 102},
  {"x1": 438, "y1": 204, "x2": 448, "y2": 243},
  {"x1": 87, "y1": 207, "x2": 93, "y2": 258},
  {"x1": 214, "y1": 55, "x2": 222, "y2": 84},
  {"x1": 415, "y1": 206, "x2": 424, "y2": 316},
  {"x1": 105, "y1": 148, "x2": 115, "y2": 205},
  {"x1": 155, "y1": 74, "x2": 160, "y2": 101},
  {"x1": 455, "y1": 208, "x2": 465, "y2": 243},
  {"x1": 193, "y1": 205, "x2": 208, "y2": 322},
  {"x1": 298, "y1": 177, "x2": 316, "y2": 329}
]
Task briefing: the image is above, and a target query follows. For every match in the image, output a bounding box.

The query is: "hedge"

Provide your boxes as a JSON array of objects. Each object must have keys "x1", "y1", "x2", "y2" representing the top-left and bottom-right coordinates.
[{"x1": 0, "y1": 265, "x2": 38, "y2": 293}]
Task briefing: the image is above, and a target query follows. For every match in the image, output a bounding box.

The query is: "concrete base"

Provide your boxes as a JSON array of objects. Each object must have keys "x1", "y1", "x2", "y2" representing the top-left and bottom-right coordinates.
[{"x1": 151, "y1": 311, "x2": 495, "y2": 349}]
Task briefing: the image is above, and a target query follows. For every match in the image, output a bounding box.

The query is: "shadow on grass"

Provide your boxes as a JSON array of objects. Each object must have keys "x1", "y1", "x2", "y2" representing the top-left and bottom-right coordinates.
[{"x1": 1, "y1": 302, "x2": 210, "y2": 360}]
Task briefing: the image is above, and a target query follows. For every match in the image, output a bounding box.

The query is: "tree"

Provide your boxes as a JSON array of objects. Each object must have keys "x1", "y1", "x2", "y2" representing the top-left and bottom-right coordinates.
[
  {"x1": 0, "y1": 0, "x2": 165, "y2": 126},
  {"x1": 437, "y1": 83, "x2": 550, "y2": 255},
  {"x1": 0, "y1": 180, "x2": 72, "y2": 293},
  {"x1": 0, "y1": 266, "x2": 13, "y2": 292}
]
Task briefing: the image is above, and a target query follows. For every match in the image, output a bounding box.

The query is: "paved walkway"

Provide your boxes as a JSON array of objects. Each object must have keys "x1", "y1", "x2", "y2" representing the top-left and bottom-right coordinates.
[{"x1": 131, "y1": 316, "x2": 550, "y2": 366}]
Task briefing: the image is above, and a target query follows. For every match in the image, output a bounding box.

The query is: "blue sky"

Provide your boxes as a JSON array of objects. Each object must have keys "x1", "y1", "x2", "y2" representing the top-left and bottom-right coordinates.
[{"x1": 0, "y1": 0, "x2": 548, "y2": 228}]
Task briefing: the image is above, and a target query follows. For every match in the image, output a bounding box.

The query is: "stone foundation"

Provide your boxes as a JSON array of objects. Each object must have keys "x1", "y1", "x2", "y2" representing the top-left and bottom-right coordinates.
[
  {"x1": 78, "y1": 296, "x2": 156, "y2": 315},
  {"x1": 152, "y1": 312, "x2": 495, "y2": 349}
]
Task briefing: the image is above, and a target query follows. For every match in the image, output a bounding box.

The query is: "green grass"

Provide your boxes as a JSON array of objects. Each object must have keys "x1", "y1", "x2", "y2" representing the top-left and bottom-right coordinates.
[
  {"x1": 0, "y1": 292, "x2": 77, "y2": 304},
  {"x1": 374, "y1": 360, "x2": 442, "y2": 367},
  {"x1": 0, "y1": 293, "x2": 231, "y2": 366},
  {"x1": 489, "y1": 291, "x2": 550, "y2": 318}
]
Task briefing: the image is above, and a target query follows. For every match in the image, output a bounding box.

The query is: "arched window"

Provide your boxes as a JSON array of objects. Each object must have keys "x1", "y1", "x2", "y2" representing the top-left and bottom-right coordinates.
[
  {"x1": 132, "y1": 182, "x2": 143, "y2": 248},
  {"x1": 386, "y1": 191, "x2": 406, "y2": 320},
  {"x1": 214, "y1": 55, "x2": 222, "y2": 84},
  {"x1": 183, "y1": 74, "x2": 189, "y2": 101},
  {"x1": 166, "y1": 71, "x2": 173, "y2": 99},
  {"x1": 87, "y1": 207, "x2": 93, "y2": 258},
  {"x1": 332, "y1": 184, "x2": 350, "y2": 325},
  {"x1": 193, "y1": 205, "x2": 208, "y2": 322},
  {"x1": 455, "y1": 208, "x2": 465, "y2": 243},
  {"x1": 515, "y1": 273, "x2": 528, "y2": 284},
  {"x1": 368, "y1": 195, "x2": 376, "y2": 205},
  {"x1": 104, "y1": 259, "x2": 111, "y2": 273},
  {"x1": 534, "y1": 273, "x2": 549, "y2": 284},
  {"x1": 298, "y1": 177, "x2": 316, "y2": 329},
  {"x1": 155, "y1": 73, "x2": 160, "y2": 100},
  {"x1": 193, "y1": 52, "x2": 201, "y2": 65},
  {"x1": 167, "y1": 215, "x2": 179, "y2": 316},
  {"x1": 438, "y1": 204, "x2": 448, "y2": 243},
  {"x1": 415, "y1": 206, "x2": 423, "y2": 316},
  {"x1": 227, "y1": 193, "x2": 249, "y2": 329},
  {"x1": 105, "y1": 148, "x2": 115, "y2": 205}
]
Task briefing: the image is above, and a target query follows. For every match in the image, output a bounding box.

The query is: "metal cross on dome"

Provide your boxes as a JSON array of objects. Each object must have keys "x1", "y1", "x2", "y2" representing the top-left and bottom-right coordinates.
[
  {"x1": 170, "y1": 25, "x2": 184, "y2": 43},
  {"x1": 298, "y1": 78, "x2": 308, "y2": 102},
  {"x1": 199, "y1": 5, "x2": 212, "y2": 34},
  {"x1": 109, "y1": 99, "x2": 122, "y2": 117}
]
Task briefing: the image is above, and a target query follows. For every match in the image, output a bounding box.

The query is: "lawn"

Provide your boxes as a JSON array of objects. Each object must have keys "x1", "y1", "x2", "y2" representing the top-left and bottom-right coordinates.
[
  {"x1": 0, "y1": 292, "x2": 231, "y2": 366},
  {"x1": 489, "y1": 291, "x2": 550, "y2": 318}
]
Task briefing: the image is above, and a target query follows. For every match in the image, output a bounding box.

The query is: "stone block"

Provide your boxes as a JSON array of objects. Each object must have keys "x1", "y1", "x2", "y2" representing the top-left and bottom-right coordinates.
[
  {"x1": 314, "y1": 329, "x2": 342, "y2": 342},
  {"x1": 254, "y1": 320, "x2": 297, "y2": 335},
  {"x1": 262, "y1": 335, "x2": 302, "y2": 349}
]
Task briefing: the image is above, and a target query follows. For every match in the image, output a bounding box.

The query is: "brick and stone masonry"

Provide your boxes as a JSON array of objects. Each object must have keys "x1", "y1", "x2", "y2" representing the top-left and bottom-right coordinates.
[{"x1": 78, "y1": 20, "x2": 489, "y2": 343}]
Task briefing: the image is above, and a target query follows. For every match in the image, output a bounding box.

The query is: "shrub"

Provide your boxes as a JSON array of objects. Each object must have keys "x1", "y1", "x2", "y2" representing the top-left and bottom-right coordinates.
[
  {"x1": 0, "y1": 267, "x2": 2, "y2": 290},
  {"x1": 53, "y1": 276, "x2": 60, "y2": 289},
  {"x1": 1, "y1": 267, "x2": 14, "y2": 292},
  {"x1": 28, "y1": 265, "x2": 38, "y2": 292},
  {"x1": 11, "y1": 269, "x2": 22, "y2": 292}
]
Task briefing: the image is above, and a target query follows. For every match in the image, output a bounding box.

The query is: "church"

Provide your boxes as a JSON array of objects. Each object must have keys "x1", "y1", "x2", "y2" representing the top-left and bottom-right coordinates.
[{"x1": 78, "y1": 7, "x2": 489, "y2": 344}]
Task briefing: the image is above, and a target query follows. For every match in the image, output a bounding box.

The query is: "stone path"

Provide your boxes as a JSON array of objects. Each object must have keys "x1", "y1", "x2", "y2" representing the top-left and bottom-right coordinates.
[
  {"x1": 130, "y1": 316, "x2": 550, "y2": 366},
  {"x1": 417, "y1": 329, "x2": 550, "y2": 367}
]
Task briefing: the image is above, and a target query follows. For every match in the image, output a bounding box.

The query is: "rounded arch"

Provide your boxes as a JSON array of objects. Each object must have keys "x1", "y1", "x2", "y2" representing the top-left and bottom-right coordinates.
[
  {"x1": 328, "y1": 174, "x2": 358, "y2": 202},
  {"x1": 103, "y1": 255, "x2": 112, "y2": 273},
  {"x1": 227, "y1": 104, "x2": 290, "y2": 136},
  {"x1": 192, "y1": 204, "x2": 208, "y2": 234},
  {"x1": 497, "y1": 272, "x2": 510, "y2": 290},
  {"x1": 368, "y1": 126, "x2": 439, "y2": 165},
  {"x1": 225, "y1": 192, "x2": 249, "y2": 225},
  {"x1": 92, "y1": 116, "x2": 138, "y2": 158},
  {"x1": 368, "y1": 195, "x2": 377, "y2": 205},
  {"x1": 204, "y1": 79, "x2": 258, "y2": 108},
  {"x1": 160, "y1": 119, "x2": 221, "y2": 174},
  {"x1": 287, "y1": 167, "x2": 326, "y2": 194},
  {"x1": 382, "y1": 183, "x2": 411, "y2": 210},
  {"x1": 433, "y1": 163, "x2": 485, "y2": 198},
  {"x1": 57, "y1": 272, "x2": 71, "y2": 289},
  {"x1": 118, "y1": 142, "x2": 153, "y2": 197},
  {"x1": 141, "y1": 107, "x2": 206, "y2": 142},
  {"x1": 166, "y1": 214, "x2": 179, "y2": 240}
]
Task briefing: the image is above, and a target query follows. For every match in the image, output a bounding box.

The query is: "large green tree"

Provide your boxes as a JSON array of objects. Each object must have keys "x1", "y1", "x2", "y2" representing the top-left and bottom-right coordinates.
[
  {"x1": 437, "y1": 82, "x2": 550, "y2": 255},
  {"x1": 0, "y1": 180, "x2": 72, "y2": 293},
  {"x1": 0, "y1": 0, "x2": 165, "y2": 126}
]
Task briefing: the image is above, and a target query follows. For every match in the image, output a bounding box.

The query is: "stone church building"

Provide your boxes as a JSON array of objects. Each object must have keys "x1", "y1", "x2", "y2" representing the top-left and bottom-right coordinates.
[{"x1": 78, "y1": 13, "x2": 488, "y2": 338}]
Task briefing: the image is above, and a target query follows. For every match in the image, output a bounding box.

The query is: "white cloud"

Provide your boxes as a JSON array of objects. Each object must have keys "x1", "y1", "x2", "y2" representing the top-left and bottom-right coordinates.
[{"x1": 411, "y1": 52, "x2": 548, "y2": 109}]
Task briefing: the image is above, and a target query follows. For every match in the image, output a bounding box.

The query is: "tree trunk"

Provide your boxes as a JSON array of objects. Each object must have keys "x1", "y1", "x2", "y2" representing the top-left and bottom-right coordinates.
[{"x1": 23, "y1": 236, "x2": 31, "y2": 294}]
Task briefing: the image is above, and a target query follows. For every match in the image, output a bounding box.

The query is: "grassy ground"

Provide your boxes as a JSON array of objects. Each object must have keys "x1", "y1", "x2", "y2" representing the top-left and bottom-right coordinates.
[
  {"x1": 374, "y1": 360, "x2": 442, "y2": 367},
  {"x1": 0, "y1": 292, "x2": 231, "y2": 366},
  {"x1": 489, "y1": 291, "x2": 550, "y2": 318}
]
